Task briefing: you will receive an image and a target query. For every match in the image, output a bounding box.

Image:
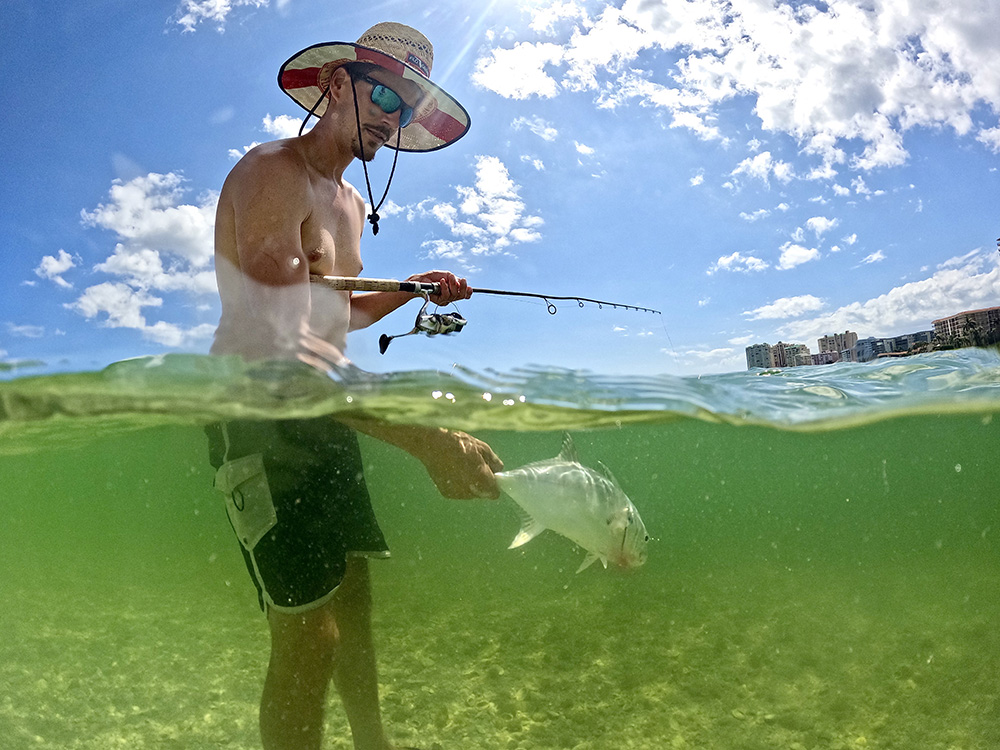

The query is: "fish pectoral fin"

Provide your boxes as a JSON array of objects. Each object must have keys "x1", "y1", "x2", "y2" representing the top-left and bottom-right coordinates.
[
  {"x1": 508, "y1": 516, "x2": 546, "y2": 549},
  {"x1": 575, "y1": 553, "x2": 610, "y2": 573}
]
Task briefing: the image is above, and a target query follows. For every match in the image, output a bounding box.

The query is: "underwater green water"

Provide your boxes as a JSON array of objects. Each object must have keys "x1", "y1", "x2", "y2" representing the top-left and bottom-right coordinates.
[{"x1": 1, "y1": 350, "x2": 998, "y2": 749}]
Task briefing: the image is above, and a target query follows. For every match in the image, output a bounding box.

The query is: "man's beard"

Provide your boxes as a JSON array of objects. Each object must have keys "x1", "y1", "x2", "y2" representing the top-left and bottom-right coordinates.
[{"x1": 352, "y1": 137, "x2": 378, "y2": 162}]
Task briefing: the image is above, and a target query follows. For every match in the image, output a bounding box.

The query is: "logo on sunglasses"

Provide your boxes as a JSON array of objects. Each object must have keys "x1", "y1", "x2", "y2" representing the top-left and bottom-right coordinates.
[{"x1": 406, "y1": 53, "x2": 430, "y2": 78}]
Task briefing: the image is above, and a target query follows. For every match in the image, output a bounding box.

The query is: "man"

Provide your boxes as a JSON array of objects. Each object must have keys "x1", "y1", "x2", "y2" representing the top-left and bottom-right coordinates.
[{"x1": 207, "y1": 22, "x2": 503, "y2": 750}]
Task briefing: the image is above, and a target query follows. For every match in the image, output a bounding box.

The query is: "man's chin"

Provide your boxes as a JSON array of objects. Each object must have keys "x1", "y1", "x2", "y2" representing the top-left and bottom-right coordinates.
[{"x1": 352, "y1": 142, "x2": 381, "y2": 162}]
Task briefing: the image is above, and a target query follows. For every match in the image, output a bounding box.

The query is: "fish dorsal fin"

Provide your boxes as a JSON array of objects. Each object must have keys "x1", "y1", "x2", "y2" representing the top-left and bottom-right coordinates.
[
  {"x1": 508, "y1": 510, "x2": 546, "y2": 549},
  {"x1": 558, "y1": 432, "x2": 580, "y2": 463},
  {"x1": 596, "y1": 460, "x2": 621, "y2": 488},
  {"x1": 576, "y1": 552, "x2": 609, "y2": 573}
]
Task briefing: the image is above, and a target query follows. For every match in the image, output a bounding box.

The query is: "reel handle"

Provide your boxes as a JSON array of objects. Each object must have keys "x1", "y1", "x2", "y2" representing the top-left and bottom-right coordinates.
[{"x1": 310, "y1": 275, "x2": 442, "y2": 296}]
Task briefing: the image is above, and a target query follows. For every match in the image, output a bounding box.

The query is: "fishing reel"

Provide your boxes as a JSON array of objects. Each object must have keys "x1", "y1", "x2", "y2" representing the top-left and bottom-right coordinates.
[{"x1": 379, "y1": 293, "x2": 467, "y2": 354}]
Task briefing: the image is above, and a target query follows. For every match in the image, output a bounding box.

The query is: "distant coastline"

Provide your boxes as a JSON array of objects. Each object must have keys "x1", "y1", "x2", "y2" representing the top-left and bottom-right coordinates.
[{"x1": 746, "y1": 305, "x2": 1000, "y2": 370}]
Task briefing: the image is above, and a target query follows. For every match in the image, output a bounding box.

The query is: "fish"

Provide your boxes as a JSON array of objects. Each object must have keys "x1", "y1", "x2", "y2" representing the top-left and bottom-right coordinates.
[{"x1": 495, "y1": 433, "x2": 649, "y2": 573}]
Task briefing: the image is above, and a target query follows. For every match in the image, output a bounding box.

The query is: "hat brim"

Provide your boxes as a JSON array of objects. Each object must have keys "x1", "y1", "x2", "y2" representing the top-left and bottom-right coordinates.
[{"x1": 278, "y1": 42, "x2": 470, "y2": 153}]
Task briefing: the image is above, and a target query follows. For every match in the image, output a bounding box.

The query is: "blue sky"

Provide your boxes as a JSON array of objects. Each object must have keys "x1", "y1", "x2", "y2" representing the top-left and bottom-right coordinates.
[{"x1": 2, "y1": 0, "x2": 998, "y2": 377}]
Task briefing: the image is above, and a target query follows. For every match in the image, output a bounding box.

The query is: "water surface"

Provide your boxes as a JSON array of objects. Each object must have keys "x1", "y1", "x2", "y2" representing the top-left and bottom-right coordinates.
[{"x1": 1, "y1": 350, "x2": 998, "y2": 749}]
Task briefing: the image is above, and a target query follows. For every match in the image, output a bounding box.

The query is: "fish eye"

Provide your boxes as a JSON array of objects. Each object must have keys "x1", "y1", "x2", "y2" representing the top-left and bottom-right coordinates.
[{"x1": 644, "y1": 534, "x2": 650, "y2": 542}]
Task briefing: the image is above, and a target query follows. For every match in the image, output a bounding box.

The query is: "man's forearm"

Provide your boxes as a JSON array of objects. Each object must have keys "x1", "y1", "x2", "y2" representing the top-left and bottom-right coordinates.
[{"x1": 348, "y1": 291, "x2": 419, "y2": 331}]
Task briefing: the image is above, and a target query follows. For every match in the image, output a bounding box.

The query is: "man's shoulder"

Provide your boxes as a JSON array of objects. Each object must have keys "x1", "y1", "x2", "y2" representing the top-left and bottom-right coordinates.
[
  {"x1": 224, "y1": 140, "x2": 311, "y2": 200},
  {"x1": 233, "y1": 139, "x2": 307, "y2": 178}
]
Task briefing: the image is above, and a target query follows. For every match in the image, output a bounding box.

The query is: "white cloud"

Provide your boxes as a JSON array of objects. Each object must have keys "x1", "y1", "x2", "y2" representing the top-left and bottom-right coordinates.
[
  {"x1": 475, "y1": 0, "x2": 1000, "y2": 171},
  {"x1": 6, "y1": 323, "x2": 45, "y2": 338},
  {"x1": 575, "y1": 141, "x2": 595, "y2": 156},
  {"x1": 935, "y1": 248, "x2": 982, "y2": 271},
  {"x1": 805, "y1": 216, "x2": 839, "y2": 238},
  {"x1": 778, "y1": 242, "x2": 821, "y2": 270},
  {"x1": 860, "y1": 250, "x2": 886, "y2": 264},
  {"x1": 230, "y1": 114, "x2": 303, "y2": 159},
  {"x1": 739, "y1": 208, "x2": 770, "y2": 222},
  {"x1": 529, "y1": 0, "x2": 589, "y2": 36},
  {"x1": 172, "y1": 0, "x2": 269, "y2": 33},
  {"x1": 262, "y1": 114, "x2": 300, "y2": 137},
  {"x1": 472, "y1": 42, "x2": 565, "y2": 99},
  {"x1": 405, "y1": 155, "x2": 543, "y2": 270},
  {"x1": 978, "y1": 127, "x2": 1000, "y2": 153},
  {"x1": 69, "y1": 282, "x2": 161, "y2": 330},
  {"x1": 35, "y1": 250, "x2": 78, "y2": 289},
  {"x1": 744, "y1": 294, "x2": 826, "y2": 320},
  {"x1": 74, "y1": 172, "x2": 218, "y2": 346},
  {"x1": 94, "y1": 245, "x2": 217, "y2": 294},
  {"x1": 690, "y1": 172, "x2": 705, "y2": 187},
  {"x1": 67, "y1": 282, "x2": 215, "y2": 347},
  {"x1": 512, "y1": 116, "x2": 559, "y2": 142},
  {"x1": 682, "y1": 347, "x2": 735, "y2": 361},
  {"x1": 731, "y1": 152, "x2": 795, "y2": 185},
  {"x1": 81, "y1": 172, "x2": 217, "y2": 270},
  {"x1": 777, "y1": 248, "x2": 1000, "y2": 342},
  {"x1": 670, "y1": 346, "x2": 746, "y2": 373},
  {"x1": 707, "y1": 251, "x2": 769, "y2": 275}
]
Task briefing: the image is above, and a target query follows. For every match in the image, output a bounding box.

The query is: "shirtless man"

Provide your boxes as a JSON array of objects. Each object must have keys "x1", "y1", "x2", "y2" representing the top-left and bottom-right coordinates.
[{"x1": 207, "y1": 23, "x2": 503, "y2": 750}]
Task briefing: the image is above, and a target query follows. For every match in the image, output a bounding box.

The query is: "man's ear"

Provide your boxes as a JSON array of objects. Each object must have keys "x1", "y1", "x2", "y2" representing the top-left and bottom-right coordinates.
[{"x1": 327, "y1": 66, "x2": 354, "y2": 101}]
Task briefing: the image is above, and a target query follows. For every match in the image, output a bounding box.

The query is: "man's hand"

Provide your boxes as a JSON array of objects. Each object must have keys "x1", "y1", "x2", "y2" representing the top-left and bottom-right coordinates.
[
  {"x1": 341, "y1": 418, "x2": 504, "y2": 499},
  {"x1": 414, "y1": 429, "x2": 504, "y2": 500},
  {"x1": 406, "y1": 270, "x2": 471, "y2": 306}
]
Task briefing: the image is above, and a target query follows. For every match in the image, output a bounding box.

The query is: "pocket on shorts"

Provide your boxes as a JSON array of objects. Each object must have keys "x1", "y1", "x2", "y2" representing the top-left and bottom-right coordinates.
[{"x1": 214, "y1": 453, "x2": 277, "y2": 550}]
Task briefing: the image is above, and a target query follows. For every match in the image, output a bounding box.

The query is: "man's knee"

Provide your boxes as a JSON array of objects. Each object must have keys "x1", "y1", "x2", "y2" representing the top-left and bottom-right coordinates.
[
  {"x1": 268, "y1": 605, "x2": 342, "y2": 667},
  {"x1": 333, "y1": 556, "x2": 373, "y2": 612}
]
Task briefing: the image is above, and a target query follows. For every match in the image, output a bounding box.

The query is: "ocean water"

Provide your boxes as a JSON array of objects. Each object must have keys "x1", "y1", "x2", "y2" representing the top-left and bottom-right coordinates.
[{"x1": 1, "y1": 349, "x2": 998, "y2": 750}]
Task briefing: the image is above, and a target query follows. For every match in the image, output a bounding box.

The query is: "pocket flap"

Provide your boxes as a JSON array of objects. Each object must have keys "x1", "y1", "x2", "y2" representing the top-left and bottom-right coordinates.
[{"x1": 215, "y1": 453, "x2": 265, "y2": 494}]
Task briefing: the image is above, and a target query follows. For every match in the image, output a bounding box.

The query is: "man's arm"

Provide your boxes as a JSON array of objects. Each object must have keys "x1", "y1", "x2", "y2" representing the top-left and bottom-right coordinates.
[
  {"x1": 342, "y1": 415, "x2": 504, "y2": 499},
  {"x1": 228, "y1": 147, "x2": 346, "y2": 367},
  {"x1": 348, "y1": 270, "x2": 472, "y2": 330}
]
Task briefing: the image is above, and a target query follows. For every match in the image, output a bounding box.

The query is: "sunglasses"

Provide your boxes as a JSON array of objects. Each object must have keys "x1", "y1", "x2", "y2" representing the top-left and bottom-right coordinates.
[{"x1": 358, "y1": 75, "x2": 415, "y2": 129}]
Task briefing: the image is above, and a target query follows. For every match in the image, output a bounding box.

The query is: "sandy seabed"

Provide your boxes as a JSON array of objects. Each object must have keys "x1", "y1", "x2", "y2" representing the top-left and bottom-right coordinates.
[{"x1": 1, "y1": 554, "x2": 996, "y2": 750}]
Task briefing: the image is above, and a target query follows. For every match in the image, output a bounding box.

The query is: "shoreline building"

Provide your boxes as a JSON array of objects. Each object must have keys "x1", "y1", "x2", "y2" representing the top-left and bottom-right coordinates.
[
  {"x1": 745, "y1": 341, "x2": 812, "y2": 369},
  {"x1": 745, "y1": 342, "x2": 774, "y2": 369},
  {"x1": 933, "y1": 306, "x2": 1000, "y2": 342},
  {"x1": 818, "y1": 331, "x2": 858, "y2": 356}
]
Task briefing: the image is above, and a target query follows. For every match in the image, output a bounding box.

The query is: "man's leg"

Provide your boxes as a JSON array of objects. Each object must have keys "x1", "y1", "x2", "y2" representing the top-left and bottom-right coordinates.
[
  {"x1": 259, "y1": 556, "x2": 392, "y2": 750},
  {"x1": 260, "y1": 598, "x2": 338, "y2": 750},
  {"x1": 329, "y1": 556, "x2": 393, "y2": 750}
]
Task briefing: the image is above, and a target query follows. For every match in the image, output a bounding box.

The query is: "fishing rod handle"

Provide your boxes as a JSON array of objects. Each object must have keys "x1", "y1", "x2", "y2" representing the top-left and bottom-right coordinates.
[{"x1": 310, "y1": 275, "x2": 442, "y2": 295}]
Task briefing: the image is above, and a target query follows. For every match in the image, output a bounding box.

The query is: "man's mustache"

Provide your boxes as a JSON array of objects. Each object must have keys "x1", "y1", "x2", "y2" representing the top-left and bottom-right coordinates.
[{"x1": 366, "y1": 125, "x2": 393, "y2": 141}]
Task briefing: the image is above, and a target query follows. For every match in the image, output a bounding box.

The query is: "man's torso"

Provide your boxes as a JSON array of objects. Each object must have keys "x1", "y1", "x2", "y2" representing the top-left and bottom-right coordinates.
[{"x1": 211, "y1": 139, "x2": 364, "y2": 359}]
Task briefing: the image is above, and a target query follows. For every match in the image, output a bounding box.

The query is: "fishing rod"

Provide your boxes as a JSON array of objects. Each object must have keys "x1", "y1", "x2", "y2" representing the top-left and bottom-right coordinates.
[{"x1": 310, "y1": 275, "x2": 661, "y2": 353}]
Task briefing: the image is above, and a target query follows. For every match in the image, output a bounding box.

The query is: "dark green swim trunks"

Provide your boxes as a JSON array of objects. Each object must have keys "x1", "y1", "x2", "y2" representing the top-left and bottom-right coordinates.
[{"x1": 206, "y1": 418, "x2": 389, "y2": 612}]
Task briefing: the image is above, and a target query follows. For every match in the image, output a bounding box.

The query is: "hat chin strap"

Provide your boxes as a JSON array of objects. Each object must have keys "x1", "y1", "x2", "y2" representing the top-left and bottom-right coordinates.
[
  {"x1": 299, "y1": 85, "x2": 331, "y2": 136},
  {"x1": 349, "y1": 77, "x2": 401, "y2": 237}
]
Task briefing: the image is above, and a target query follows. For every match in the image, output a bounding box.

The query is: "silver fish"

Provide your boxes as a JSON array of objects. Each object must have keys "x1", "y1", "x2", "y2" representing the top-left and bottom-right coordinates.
[{"x1": 495, "y1": 433, "x2": 649, "y2": 573}]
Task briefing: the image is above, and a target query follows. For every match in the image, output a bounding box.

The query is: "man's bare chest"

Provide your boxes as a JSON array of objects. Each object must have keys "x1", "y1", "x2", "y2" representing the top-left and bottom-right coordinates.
[{"x1": 302, "y1": 193, "x2": 363, "y2": 277}]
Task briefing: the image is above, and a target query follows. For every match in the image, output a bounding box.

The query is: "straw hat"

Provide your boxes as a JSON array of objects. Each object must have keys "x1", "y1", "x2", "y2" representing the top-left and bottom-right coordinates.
[{"x1": 277, "y1": 22, "x2": 471, "y2": 152}]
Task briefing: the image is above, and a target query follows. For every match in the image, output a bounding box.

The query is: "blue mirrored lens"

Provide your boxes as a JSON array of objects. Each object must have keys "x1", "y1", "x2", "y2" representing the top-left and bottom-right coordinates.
[{"x1": 368, "y1": 80, "x2": 414, "y2": 128}]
